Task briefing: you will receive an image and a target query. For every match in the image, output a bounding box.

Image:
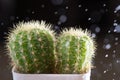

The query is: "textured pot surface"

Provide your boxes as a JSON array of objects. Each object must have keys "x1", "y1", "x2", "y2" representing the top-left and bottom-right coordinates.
[{"x1": 12, "y1": 68, "x2": 91, "y2": 80}]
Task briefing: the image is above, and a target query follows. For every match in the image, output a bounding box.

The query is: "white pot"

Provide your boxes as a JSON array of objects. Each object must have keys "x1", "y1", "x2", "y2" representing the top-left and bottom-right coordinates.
[{"x1": 12, "y1": 67, "x2": 91, "y2": 80}]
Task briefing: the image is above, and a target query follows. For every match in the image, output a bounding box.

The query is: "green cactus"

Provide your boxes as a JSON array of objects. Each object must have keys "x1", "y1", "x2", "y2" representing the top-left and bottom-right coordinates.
[
  {"x1": 7, "y1": 21, "x2": 55, "y2": 74},
  {"x1": 56, "y1": 28, "x2": 96, "y2": 74}
]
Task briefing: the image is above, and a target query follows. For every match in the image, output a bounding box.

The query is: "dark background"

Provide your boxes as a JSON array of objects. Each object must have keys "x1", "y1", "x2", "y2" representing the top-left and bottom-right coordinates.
[{"x1": 0, "y1": 0, "x2": 120, "y2": 80}]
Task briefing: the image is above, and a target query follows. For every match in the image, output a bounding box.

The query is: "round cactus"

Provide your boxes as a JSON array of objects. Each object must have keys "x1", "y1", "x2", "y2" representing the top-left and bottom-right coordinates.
[
  {"x1": 56, "y1": 28, "x2": 96, "y2": 74},
  {"x1": 7, "y1": 21, "x2": 55, "y2": 74}
]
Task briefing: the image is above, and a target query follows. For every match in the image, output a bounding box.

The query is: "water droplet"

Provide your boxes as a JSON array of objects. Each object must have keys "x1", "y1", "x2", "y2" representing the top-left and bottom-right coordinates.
[
  {"x1": 65, "y1": 6, "x2": 69, "y2": 9},
  {"x1": 114, "y1": 24, "x2": 120, "y2": 33},
  {"x1": 115, "y1": 37, "x2": 119, "y2": 41},
  {"x1": 78, "y1": 5, "x2": 82, "y2": 8},
  {"x1": 115, "y1": 42, "x2": 118, "y2": 45},
  {"x1": 1, "y1": 22, "x2": 4, "y2": 26},
  {"x1": 32, "y1": 11, "x2": 35, "y2": 14},
  {"x1": 103, "y1": 4, "x2": 106, "y2": 7},
  {"x1": 41, "y1": 4, "x2": 45, "y2": 8},
  {"x1": 59, "y1": 15, "x2": 67, "y2": 23},
  {"x1": 90, "y1": 24, "x2": 100, "y2": 33},
  {"x1": 112, "y1": 54, "x2": 116, "y2": 58},
  {"x1": 116, "y1": 60, "x2": 120, "y2": 63},
  {"x1": 51, "y1": 0, "x2": 63, "y2": 5},
  {"x1": 104, "y1": 44, "x2": 111, "y2": 50},
  {"x1": 113, "y1": 73, "x2": 116, "y2": 75},
  {"x1": 88, "y1": 17, "x2": 91, "y2": 21},
  {"x1": 54, "y1": 11, "x2": 58, "y2": 14},
  {"x1": 114, "y1": 20, "x2": 117, "y2": 22},
  {"x1": 85, "y1": 8, "x2": 88, "y2": 12},
  {"x1": 91, "y1": 33, "x2": 96, "y2": 38},
  {"x1": 113, "y1": 23, "x2": 118, "y2": 26},
  {"x1": 105, "y1": 54, "x2": 108, "y2": 57},
  {"x1": 115, "y1": 5, "x2": 120, "y2": 13},
  {"x1": 108, "y1": 30, "x2": 111, "y2": 33},
  {"x1": 95, "y1": 27, "x2": 101, "y2": 33},
  {"x1": 16, "y1": 16, "x2": 19, "y2": 19},
  {"x1": 57, "y1": 21, "x2": 61, "y2": 25},
  {"x1": 103, "y1": 70, "x2": 107, "y2": 73},
  {"x1": 113, "y1": 50, "x2": 116, "y2": 53}
]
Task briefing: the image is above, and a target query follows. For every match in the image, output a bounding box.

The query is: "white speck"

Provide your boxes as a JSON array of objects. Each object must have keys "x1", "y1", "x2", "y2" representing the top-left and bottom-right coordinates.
[
  {"x1": 114, "y1": 29, "x2": 117, "y2": 32},
  {"x1": 114, "y1": 25, "x2": 120, "y2": 33},
  {"x1": 88, "y1": 18, "x2": 91, "y2": 21},
  {"x1": 32, "y1": 11, "x2": 35, "y2": 14},
  {"x1": 103, "y1": 70, "x2": 107, "y2": 73},
  {"x1": 116, "y1": 60, "x2": 120, "y2": 63},
  {"x1": 108, "y1": 30, "x2": 111, "y2": 33},
  {"x1": 115, "y1": 5, "x2": 120, "y2": 13},
  {"x1": 1, "y1": 22, "x2": 4, "y2": 26},
  {"x1": 95, "y1": 27, "x2": 101, "y2": 33},
  {"x1": 16, "y1": 16, "x2": 19, "y2": 19},
  {"x1": 85, "y1": 8, "x2": 88, "y2": 12},
  {"x1": 113, "y1": 73, "x2": 116, "y2": 75},
  {"x1": 113, "y1": 50, "x2": 116, "y2": 53},
  {"x1": 41, "y1": 4, "x2": 45, "y2": 8},
  {"x1": 112, "y1": 54, "x2": 116, "y2": 58},
  {"x1": 105, "y1": 54, "x2": 108, "y2": 57},
  {"x1": 91, "y1": 33, "x2": 96, "y2": 38},
  {"x1": 115, "y1": 37, "x2": 119, "y2": 41},
  {"x1": 114, "y1": 20, "x2": 117, "y2": 22},
  {"x1": 115, "y1": 42, "x2": 118, "y2": 45},
  {"x1": 4, "y1": 32, "x2": 7, "y2": 34},
  {"x1": 113, "y1": 23, "x2": 118, "y2": 26},
  {"x1": 59, "y1": 15, "x2": 67, "y2": 23},
  {"x1": 57, "y1": 21, "x2": 61, "y2": 25},
  {"x1": 104, "y1": 44, "x2": 111, "y2": 50},
  {"x1": 103, "y1": 4, "x2": 106, "y2": 7},
  {"x1": 78, "y1": 5, "x2": 82, "y2": 8},
  {"x1": 54, "y1": 11, "x2": 58, "y2": 14},
  {"x1": 114, "y1": 10, "x2": 117, "y2": 13},
  {"x1": 65, "y1": 6, "x2": 69, "y2": 9}
]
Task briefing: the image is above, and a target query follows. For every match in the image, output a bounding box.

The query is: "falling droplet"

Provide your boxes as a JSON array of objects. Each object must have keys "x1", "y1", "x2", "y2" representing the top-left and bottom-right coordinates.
[
  {"x1": 78, "y1": 5, "x2": 82, "y2": 8},
  {"x1": 88, "y1": 18, "x2": 91, "y2": 21},
  {"x1": 114, "y1": 24, "x2": 120, "y2": 33},
  {"x1": 115, "y1": 5, "x2": 120, "y2": 13},
  {"x1": 59, "y1": 15, "x2": 67, "y2": 23},
  {"x1": 91, "y1": 33, "x2": 96, "y2": 38},
  {"x1": 104, "y1": 44, "x2": 111, "y2": 50},
  {"x1": 95, "y1": 27, "x2": 101, "y2": 33},
  {"x1": 41, "y1": 4, "x2": 45, "y2": 8},
  {"x1": 65, "y1": 6, "x2": 69, "y2": 9},
  {"x1": 85, "y1": 8, "x2": 88, "y2": 12},
  {"x1": 105, "y1": 54, "x2": 108, "y2": 57}
]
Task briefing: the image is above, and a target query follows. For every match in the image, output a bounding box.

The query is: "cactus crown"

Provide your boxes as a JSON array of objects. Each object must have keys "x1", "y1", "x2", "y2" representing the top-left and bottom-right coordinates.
[
  {"x1": 56, "y1": 28, "x2": 96, "y2": 74},
  {"x1": 7, "y1": 21, "x2": 55, "y2": 74}
]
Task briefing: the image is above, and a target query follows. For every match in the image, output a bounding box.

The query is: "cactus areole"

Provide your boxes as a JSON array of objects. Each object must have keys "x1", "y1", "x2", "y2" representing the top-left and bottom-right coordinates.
[{"x1": 7, "y1": 21, "x2": 56, "y2": 74}]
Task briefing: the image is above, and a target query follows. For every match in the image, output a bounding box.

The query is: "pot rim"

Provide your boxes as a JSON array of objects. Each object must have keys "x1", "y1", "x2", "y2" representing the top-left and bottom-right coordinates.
[{"x1": 12, "y1": 67, "x2": 91, "y2": 75}]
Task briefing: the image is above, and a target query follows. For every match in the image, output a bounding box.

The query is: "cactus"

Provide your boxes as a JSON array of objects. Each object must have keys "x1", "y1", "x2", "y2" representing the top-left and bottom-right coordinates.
[
  {"x1": 56, "y1": 28, "x2": 96, "y2": 74},
  {"x1": 7, "y1": 21, "x2": 55, "y2": 74}
]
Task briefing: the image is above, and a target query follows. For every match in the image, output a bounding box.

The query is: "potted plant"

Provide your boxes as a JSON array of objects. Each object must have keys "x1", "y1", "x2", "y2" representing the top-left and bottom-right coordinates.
[{"x1": 7, "y1": 21, "x2": 96, "y2": 80}]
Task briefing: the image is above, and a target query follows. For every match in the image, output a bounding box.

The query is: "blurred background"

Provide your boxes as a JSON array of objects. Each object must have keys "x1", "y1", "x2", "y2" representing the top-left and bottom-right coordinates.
[{"x1": 0, "y1": 0, "x2": 120, "y2": 80}]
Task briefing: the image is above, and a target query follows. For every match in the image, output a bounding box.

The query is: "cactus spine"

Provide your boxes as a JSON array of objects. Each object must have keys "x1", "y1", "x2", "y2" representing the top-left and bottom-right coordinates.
[
  {"x1": 56, "y1": 28, "x2": 95, "y2": 74},
  {"x1": 7, "y1": 21, "x2": 55, "y2": 73}
]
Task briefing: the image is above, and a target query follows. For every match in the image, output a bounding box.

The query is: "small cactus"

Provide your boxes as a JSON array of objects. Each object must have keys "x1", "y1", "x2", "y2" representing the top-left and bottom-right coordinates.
[
  {"x1": 7, "y1": 21, "x2": 55, "y2": 74},
  {"x1": 56, "y1": 28, "x2": 96, "y2": 74}
]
